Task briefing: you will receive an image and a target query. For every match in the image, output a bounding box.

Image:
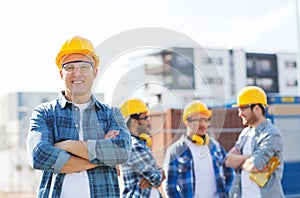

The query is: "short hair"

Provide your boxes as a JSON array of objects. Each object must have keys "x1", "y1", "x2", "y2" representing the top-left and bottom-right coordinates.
[{"x1": 250, "y1": 104, "x2": 266, "y2": 116}]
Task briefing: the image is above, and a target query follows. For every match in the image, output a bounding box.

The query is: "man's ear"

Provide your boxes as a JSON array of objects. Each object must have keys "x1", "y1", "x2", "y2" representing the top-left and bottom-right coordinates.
[
  {"x1": 132, "y1": 118, "x2": 139, "y2": 125},
  {"x1": 253, "y1": 105, "x2": 261, "y2": 114},
  {"x1": 59, "y1": 70, "x2": 63, "y2": 79},
  {"x1": 93, "y1": 68, "x2": 98, "y2": 77}
]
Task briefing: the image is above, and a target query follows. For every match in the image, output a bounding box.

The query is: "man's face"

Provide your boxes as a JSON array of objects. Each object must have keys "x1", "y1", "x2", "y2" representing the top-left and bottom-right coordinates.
[
  {"x1": 238, "y1": 104, "x2": 258, "y2": 126},
  {"x1": 60, "y1": 53, "x2": 97, "y2": 99},
  {"x1": 136, "y1": 112, "x2": 151, "y2": 135},
  {"x1": 185, "y1": 112, "x2": 210, "y2": 137}
]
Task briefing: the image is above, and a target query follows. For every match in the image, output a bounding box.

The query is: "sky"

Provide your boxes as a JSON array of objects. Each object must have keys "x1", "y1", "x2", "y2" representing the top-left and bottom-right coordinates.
[{"x1": 0, "y1": 0, "x2": 298, "y2": 100}]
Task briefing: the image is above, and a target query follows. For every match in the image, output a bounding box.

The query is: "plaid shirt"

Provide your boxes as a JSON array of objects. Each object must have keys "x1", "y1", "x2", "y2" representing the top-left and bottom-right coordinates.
[
  {"x1": 163, "y1": 135, "x2": 234, "y2": 198},
  {"x1": 26, "y1": 92, "x2": 132, "y2": 198},
  {"x1": 120, "y1": 136, "x2": 163, "y2": 198}
]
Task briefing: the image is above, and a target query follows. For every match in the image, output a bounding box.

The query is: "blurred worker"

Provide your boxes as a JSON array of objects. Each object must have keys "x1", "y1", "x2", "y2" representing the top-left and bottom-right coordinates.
[
  {"x1": 163, "y1": 100, "x2": 234, "y2": 198},
  {"x1": 26, "y1": 35, "x2": 132, "y2": 198},
  {"x1": 225, "y1": 86, "x2": 284, "y2": 198},
  {"x1": 119, "y1": 98, "x2": 165, "y2": 198}
]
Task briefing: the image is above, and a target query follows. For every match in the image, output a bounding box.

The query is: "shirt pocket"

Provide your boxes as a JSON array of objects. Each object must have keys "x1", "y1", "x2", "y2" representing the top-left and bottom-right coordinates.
[
  {"x1": 81, "y1": 119, "x2": 105, "y2": 140},
  {"x1": 55, "y1": 128, "x2": 78, "y2": 141}
]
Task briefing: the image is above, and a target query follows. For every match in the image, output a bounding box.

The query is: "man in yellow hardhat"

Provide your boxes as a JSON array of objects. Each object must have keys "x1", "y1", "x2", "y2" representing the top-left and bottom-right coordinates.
[
  {"x1": 225, "y1": 86, "x2": 284, "y2": 197},
  {"x1": 119, "y1": 98, "x2": 165, "y2": 198},
  {"x1": 26, "y1": 36, "x2": 132, "y2": 198},
  {"x1": 163, "y1": 100, "x2": 234, "y2": 198}
]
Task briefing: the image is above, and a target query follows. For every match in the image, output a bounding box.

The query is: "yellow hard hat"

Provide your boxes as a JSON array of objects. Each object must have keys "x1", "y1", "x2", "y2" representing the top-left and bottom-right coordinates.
[
  {"x1": 120, "y1": 99, "x2": 149, "y2": 118},
  {"x1": 55, "y1": 35, "x2": 99, "y2": 69},
  {"x1": 232, "y1": 86, "x2": 267, "y2": 107},
  {"x1": 182, "y1": 100, "x2": 212, "y2": 123}
]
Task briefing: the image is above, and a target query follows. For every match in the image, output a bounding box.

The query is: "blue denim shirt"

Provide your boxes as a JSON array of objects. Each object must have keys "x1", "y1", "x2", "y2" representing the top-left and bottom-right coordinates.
[
  {"x1": 229, "y1": 119, "x2": 284, "y2": 198},
  {"x1": 26, "y1": 92, "x2": 132, "y2": 198}
]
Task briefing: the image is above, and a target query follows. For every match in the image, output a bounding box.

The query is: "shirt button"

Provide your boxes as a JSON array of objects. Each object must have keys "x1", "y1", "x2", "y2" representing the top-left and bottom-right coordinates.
[{"x1": 76, "y1": 124, "x2": 79, "y2": 128}]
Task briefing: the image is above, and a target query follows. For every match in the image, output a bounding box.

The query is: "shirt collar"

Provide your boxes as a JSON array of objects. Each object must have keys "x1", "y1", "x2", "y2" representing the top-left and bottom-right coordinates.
[
  {"x1": 58, "y1": 91, "x2": 102, "y2": 109},
  {"x1": 255, "y1": 119, "x2": 270, "y2": 134}
]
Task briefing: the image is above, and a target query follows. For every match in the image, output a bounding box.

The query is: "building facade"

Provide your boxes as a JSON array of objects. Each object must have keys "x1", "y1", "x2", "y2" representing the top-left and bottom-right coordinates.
[{"x1": 112, "y1": 47, "x2": 297, "y2": 109}]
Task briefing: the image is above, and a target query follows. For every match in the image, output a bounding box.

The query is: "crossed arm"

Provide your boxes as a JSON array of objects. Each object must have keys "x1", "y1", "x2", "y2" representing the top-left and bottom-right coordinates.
[
  {"x1": 139, "y1": 169, "x2": 166, "y2": 189},
  {"x1": 139, "y1": 169, "x2": 166, "y2": 197},
  {"x1": 55, "y1": 130, "x2": 120, "y2": 173},
  {"x1": 225, "y1": 146, "x2": 268, "y2": 173}
]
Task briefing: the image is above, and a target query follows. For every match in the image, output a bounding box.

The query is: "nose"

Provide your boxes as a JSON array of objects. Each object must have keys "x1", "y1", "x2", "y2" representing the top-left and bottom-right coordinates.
[
  {"x1": 238, "y1": 109, "x2": 243, "y2": 117},
  {"x1": 72, "y1": 66, "x2": 82, "y2": 76}
]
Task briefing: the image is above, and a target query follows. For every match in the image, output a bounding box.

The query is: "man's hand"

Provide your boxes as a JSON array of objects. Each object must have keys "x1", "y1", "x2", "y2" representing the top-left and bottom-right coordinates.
[
  {"x1": 160, "y1": 169, "x2": 166, "y2": 183},
  {"x1": 230, "y1": 145, "x2": 241, "y2": 155},
  {"x1": 242, "y1": 157, "x2": 269, "y2": 173},
  {"x1": 139, "y1": 169, "x2": 166, "y2": 189},
  {"x1": 104, "y1": 130, "x2": 119, "y2": 139},
  {"x1": 139, "y1": 177, "x2": 151, "y2": 189}
]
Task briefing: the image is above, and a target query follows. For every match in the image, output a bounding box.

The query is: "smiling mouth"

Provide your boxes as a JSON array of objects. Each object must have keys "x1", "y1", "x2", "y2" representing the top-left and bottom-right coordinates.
[{"x1": 72, "y1": 80, "x2": 84, "y2": 84}]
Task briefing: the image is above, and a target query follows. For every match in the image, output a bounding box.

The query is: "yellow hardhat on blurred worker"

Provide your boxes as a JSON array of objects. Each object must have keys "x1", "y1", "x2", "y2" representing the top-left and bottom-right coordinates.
[
  {"x1": 120, "y1": 98, "x2": 152, "y2": 147},
  {"x1": 232, "y1": 86, "x2": 267, "y2": 107},
  {"x1": 120, "y1": 98, "x2": 149, "y2": 118},
  {"x1": 55, "y1": 35, "x2": 99, "y2": 69},
  {"x1": 182, "y1": 100, "x2": 212, "y2": 123}
]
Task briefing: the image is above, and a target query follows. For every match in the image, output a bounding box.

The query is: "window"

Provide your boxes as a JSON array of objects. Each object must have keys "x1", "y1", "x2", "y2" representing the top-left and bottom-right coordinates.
[
  {"x1": 162, "y1": 48, "x2": 195, "y2": 89},
  {"x1": 247, "y1": 77, "x2": 278, "y2": 92},
  {"x1": 246, "y1": 53, "x2": 278, "y2": 93},
  {"x1": 285, "y1": 61, "x2": 296, "y2": 69},
  {"x1": 203, "y1": 57, "x2": 223, "y2": 66},
  {"x1": 246, "y1": 59, "x2": 254, "y2": 69},
  {"x1": 256, "y1": 59, "x2": 271, "y2": 72},
  {"x1": 206, "y1": 77, "x2": 223, "y2": 84},
  {"x1": 286, "y1": 79, "x2": 298, "y2": 87},
  {"x1": 145, "y1": 48, "x2": 195, "y2": 89}
]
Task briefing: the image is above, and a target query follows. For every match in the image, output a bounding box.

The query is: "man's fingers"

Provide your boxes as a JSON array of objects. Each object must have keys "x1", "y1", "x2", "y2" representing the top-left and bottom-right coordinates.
[
  {"x1": 139, "y1": 178, "x2": 151, "y2": 189},
  {"x1": 104, "y1": 130, "x2": 120, "y2": 139}
]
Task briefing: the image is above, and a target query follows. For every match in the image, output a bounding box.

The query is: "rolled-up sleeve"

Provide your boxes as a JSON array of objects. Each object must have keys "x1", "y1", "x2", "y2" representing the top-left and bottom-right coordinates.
[
  {"x1": 129, "y1": 143, "x2": 162, "y2": 187},
  {"x1": 26, "y1": 105, "x2": 71, "y2": 173},
  {"x1": 87, "y1": 107, "x2": 131, "y2": 165},
  {"x1": 253, "y1": 127, "x2": 283, "y2": 170}
]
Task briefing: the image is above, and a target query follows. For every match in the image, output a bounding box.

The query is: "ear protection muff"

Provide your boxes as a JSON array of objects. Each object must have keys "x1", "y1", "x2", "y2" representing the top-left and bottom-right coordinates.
[
  {"x1": 139, "y1": 133, "x2": 152, "y2": 147},
  {"x1": 191, "y1": 134, "x2": 209, "y2": 145}
]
